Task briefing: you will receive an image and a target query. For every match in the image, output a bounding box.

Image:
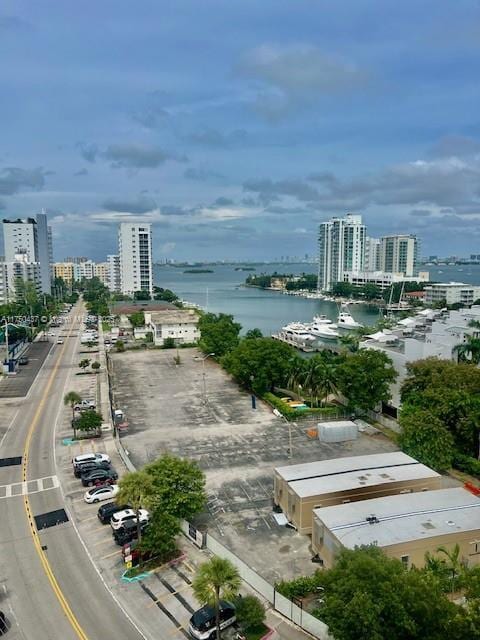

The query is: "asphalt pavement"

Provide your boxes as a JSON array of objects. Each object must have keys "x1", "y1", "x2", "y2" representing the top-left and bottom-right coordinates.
[
  {"x1": 0, "y1": 303, "x2": 145, "y2": 640},
  {"x1": 0, "y1": 341, "x2": 52, "y2": 399}
]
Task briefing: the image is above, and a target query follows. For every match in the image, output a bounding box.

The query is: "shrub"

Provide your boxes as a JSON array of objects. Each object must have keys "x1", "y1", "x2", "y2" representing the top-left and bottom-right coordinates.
[
  {"x1": 275, "y1": 572, "x2": 323, "y2": 599},
  {"x1": 263, "y1": 393, "x2": 297, "y2": 420},
  {"x1": 453, "y1": 453, "x2": 480, "y2": 478},
  {"x1": 234, "y1": 595, "x2": 265, "y2": 631},
  {"x1": 163, "y1": 337, "x2": 175, "y2": 349}
]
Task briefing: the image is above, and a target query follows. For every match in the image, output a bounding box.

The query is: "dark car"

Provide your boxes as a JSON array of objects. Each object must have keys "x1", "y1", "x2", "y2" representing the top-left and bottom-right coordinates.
[
  {"x1": 0, "y1": 610, "x2": 8, "y2": 635},
  {"x1": 189, "y1": 601, "x2": 236, "y2": 640},
  {"x1": 81, "y1": 468, "x2": 118, "y2": 487},
  {"x1": 74, "y1": 460, "x2": 111, "y2": 478},
  {"x1": 113, "y1": 520, "x2": 148, "y2": 546},
  {"x1": 18, "y1": 355, "x2": 29, "y2": 365},
  {"x1": 97, "y1": 502, "x2": 131, "y2": 525}
]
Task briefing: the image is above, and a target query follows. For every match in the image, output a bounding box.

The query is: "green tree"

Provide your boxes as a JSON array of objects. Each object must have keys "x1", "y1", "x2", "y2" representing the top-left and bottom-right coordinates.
[
  {"x1": 163, "y1": 337, "x2": 175, "y2": 349},
  {"x1": 116, "y1": 471, "x2": 155, "y2": 543},
  {"x1": 153, "y1": 287, "x2": 179, "y2": 303},
  {"x1": 454, "y1": 335, "x2": 480, "y2": 364},
  {"x1": 300, "y1": 354, "x2": 339, "y2": 407},
  {"x1": 91, "y1": 361, "x2": 100, "y2": 373},
  {"x1": 361, "y1": 283, "x2": 382, "y2": 300},
  {"x1": 134, "y1": 290, "x2": 151, "y2": 301},
  {"x1": 398, "y1": 407, "x2": 455, "y2": 471},
  {"x1": 192, "y1": 557, "x2": 241, "y2": 640},
  {"x1": 115, "y1": 340, "x2": 125, "y2": 352},
  {"x1": 198, "y1": 313, "x2": 241, "y2": 357},
  {"x1": 330, "y1": 282, "x2": 355, "y2": 297},
  {"x1": 144, "y1": 454, "x2": 206, "y2": 520},
  {"x1": 336, "y1": 349, "x2": 397, "y2": 414},
  {"x1": 436, "y1": 544, "x2": 466, "y2": 593},
  {"x1": 234, "y1": 595, "x2": 265, "y2": 633},
  {"x1": 315, "y1": 546, "x2": 456, "y2": 640},
  {"x1": 78, "y1": 358, "x2": 91, "y2": 372},
  {"x1": 139, "y1": 510, "x2": 180, "y2": 561},
  {"x1": 64, "y1": 391, "x2": 82, "y2": 424},
  {"x1": 128, "y1": 311, "x2": 145, "y2": 328},
  {"x1": 222, "y1": 337, "x2": 299, "y2": 395},
  {"x1": 74, "y1": 410, "x2": 103, "y2": 435},
  {"x1": 244, "y1": 328, "x2": 263, "y2": 339}
]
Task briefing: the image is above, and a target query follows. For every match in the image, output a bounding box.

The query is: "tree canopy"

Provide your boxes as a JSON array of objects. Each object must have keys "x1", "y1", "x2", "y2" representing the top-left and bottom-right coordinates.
[
  {"x1": 222, "y1": 337, "x2": 298, "y2": 394},
  {"x1": 198, "y1": 312, "x2": 241, "y2": 357},
  {"x1": 398, "y1": 406, "x2": 455, "y2": 471}
]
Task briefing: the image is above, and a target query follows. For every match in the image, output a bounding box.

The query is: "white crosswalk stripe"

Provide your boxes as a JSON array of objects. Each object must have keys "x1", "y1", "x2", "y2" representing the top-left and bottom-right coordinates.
[{"x1": 0, "y1": 475, "x2": 59, "y2": 499}]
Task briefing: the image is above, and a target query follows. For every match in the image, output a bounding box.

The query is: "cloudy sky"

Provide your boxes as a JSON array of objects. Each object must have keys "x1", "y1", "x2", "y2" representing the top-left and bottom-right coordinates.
[{"x1": 1, "y1": 1, "x2": 480, "y2": 261}]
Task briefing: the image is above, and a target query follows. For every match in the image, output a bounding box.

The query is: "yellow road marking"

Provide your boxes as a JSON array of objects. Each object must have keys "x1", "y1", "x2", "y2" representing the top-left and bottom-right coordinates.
[
  {"x1": 182, "y1": 561, "x2": 195, "y2": 573},
  {"x1": 100, "y1": 549, "x2": 120, "y2": 560},
  {"x1": 22, "y1": 309, "x2": 89, "y2": 640}
]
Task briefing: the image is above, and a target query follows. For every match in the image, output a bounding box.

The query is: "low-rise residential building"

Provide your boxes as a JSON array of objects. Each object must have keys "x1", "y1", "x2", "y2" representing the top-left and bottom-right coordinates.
[
  {"x1": 54, "y1": 262, "x2": 76, "y2": 284},
  {"x1": 94, "y1": 261, "x2": 109, "y2": 285},
  {"x1": 343, "y1": 270, "x2": 429, "y2": 292},
  {"x1": 273, "y1": 452, "x2": 441, "y2": 535},
  {"x1": 144, "y1": 310, "x2": 200, "y2": 346},
  {"x1": 360, "y1": 306, "x2": 480, "y2": 412},
  {"x1": 424, "y1": 282, "x2": 480, "y2": 306},
  {"x1": 312, "y1": 487, "x2": 480, "y2": 569}
]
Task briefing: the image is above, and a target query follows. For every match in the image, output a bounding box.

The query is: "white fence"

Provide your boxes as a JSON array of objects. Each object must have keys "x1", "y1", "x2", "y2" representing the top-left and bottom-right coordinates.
[{"x1": 205, "y1": 530, "x2": 331, "y2": 640}]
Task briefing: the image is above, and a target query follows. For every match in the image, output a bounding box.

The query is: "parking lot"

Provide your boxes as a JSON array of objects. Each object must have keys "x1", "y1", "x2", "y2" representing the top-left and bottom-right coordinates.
[
  {"x1": 0, "y1": 341, "x2": 52, "y2": 398},
  {"x1": 111, "y1": 348, "x2": 401, "y2": 583}
]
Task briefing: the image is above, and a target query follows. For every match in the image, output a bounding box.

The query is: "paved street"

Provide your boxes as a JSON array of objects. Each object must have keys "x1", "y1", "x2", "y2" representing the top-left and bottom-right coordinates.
[
  {"x1": 0, "y1": 303, "x2": 145, "y2": 640},
  {"x1": 0, "y1": 341, "x2": 52, "y2": 398}
]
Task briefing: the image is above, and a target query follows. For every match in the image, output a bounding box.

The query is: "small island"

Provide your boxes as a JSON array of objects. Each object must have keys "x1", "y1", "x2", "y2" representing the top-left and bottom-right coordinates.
[{"x1": 184, "y1": 269, "x2": 214, "y2": 273}]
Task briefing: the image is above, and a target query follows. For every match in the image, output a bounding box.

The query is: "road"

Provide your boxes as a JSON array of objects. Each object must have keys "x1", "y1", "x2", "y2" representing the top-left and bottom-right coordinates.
[{"x1": 0, "y1": 302, "x2": 145, "y2": 639}]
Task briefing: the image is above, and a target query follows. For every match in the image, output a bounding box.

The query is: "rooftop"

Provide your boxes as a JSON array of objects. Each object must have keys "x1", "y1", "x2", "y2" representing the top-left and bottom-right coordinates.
[
  {"x1": 314, "y1": 488, "x2": 480, "y2": 548},
  {"x1": 426, "y1": 282, "x2": 479, "y2": 288},
  {"x1": 289, "y1": 461, "x2": 439, "y2": 499},
  {"x1": 275, "y1": 451, "x2": 416, "y2": 483},
  {"x1": 147, "y1": 310, "x2": 199, "y2": 325},
  {"x1": 111, "y1": 300, "x2": 177, "y2": 314}
]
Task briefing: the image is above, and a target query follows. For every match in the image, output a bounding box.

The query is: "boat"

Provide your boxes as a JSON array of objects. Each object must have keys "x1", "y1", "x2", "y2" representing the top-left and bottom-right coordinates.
[
  {"x1": 281, "y1": 322, "x2": 316, "y2": 342},
  {"x1": 337, "y1": 310, "x2": 363, "y2": 330},
  {"x1": 312, "y1": 315, "x2": 333, "y2": 325},
  {"x1": 308, "y1": 322, "x2": 339, "y2": 340}
]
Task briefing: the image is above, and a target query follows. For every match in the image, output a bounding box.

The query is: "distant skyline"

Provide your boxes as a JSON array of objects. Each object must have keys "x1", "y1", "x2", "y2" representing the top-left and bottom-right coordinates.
[{"x1": 1, "y1": 1, "x2": 480, "y2": 261}]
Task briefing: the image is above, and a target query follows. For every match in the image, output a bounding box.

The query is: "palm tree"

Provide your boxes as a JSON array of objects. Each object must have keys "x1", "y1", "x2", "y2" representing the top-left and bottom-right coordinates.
[
  {"x1": 436, "y1": 544, "x2": 464, "y2": 593},
  {"x1": 453, "y1": 336, "x2": 480, "y2": 364},
  {"x1": 116, "y1": 471, "x2": 154, "y2": 543},
  {"x1": 192, "y1": 557, "x2": 241, "y2": 640},
  {"x1": 64, "y1": 391, "x2": 81, "y2": 438}
]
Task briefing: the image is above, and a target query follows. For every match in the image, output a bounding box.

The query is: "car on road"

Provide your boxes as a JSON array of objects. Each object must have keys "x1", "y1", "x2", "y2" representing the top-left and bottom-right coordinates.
[
  {"x1": 110, "y1": 508, "x2": 149, "y2": 530},
  {"x1": 81, "y1": 468, "x2": 118, "y2": 487},
  {"x1": 18, "y1": 355, "x2": 29, "y2": 365},
  {"x1": 189, "y1": 601, "x2": 236, "y2": 640},
  {"x1": 84, "y1": 484, "x2": 119, "y2": 504},
  {"x1": 73, "y1": 399, "x2": 96, "y2": 411},
  {"x1": 74, "y1": 459, "x2": 111, "y2": 478},
  {"x1": 113, "y1": 520, "x2": 149, "y2": 546},
  {"x1": 97, "y1": 502, "x2": 131, "y2": 524},
  {"x1": 57, "y1": 338, "x2": 64, "y2": 344},
  {"x1": 48, "y1": 331, "x2": 56, "y2": 336}
]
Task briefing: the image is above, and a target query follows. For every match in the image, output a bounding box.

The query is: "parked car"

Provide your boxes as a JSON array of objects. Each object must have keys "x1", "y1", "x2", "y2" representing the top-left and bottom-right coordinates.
[
  {"x1": 113, "y1": 520, "x2": 149, "y2": 546},
  {"x1": 110, "y1": 508, "x2": 149, "y2": 530},
  {"x1": 72, "y1": 452, "x2": 110, "y2": 468},
  {"x1": 189, "y1": 601, "x2": 236, "y2": 640},
  {"x1": 74, "y1": 459, "x2": 111, "y2": 478},
  {"x1": 81, "y1": 468, "x2": 118, "y2": 487},
  {"x1": 73, "y1": 399, "x2": 96, "y2": 411},
  {"x1": 97, "y1": 502, "x2": 131, "y2": 525},
  {"x1": 0, "y1": 610, "x2": 8, "y2": 635},
  {"x1": 18, "y1": 355, "x2": 29, "y2": 365},
  {"x1": 57, "y1": 338, "x2": 64, "y2": 344},
  {"x1": 84, "y1": 484, "x2": 119, "y2": 504}
]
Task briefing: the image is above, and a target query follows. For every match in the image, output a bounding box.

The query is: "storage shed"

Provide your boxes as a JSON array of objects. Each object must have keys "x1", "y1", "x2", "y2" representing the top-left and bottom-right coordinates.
[{"x1": 317, "y1": 420, "x2": 357, "y2": 443}]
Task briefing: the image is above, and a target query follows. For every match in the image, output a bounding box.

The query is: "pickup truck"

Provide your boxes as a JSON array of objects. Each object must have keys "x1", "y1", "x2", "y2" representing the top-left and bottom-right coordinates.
[{"x1": 74, "y1": 399, "x2": 96, "y2": 411}]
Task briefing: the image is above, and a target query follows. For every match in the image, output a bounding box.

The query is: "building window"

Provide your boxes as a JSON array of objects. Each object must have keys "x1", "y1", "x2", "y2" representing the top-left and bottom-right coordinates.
[
  {"x1": 469, "y1": 541, "x2": 480, "y2": 556},
  {"x1": 400, "y1": 555, "x2": 409, "y2": 569}
]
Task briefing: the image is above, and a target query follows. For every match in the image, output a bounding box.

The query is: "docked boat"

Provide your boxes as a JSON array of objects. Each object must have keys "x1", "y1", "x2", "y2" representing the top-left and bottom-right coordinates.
[
  {"x1": 337, "y1": 311, "x2": 363, "y2": 330},
  {"x1": 312, "y1": 314, "x2": 333, "y2": 325},
  {"x1": 308, "y1": 322, "x2": 339, "y2": 340},
  {"x1": 281, "y1": 322, "x2": 316, "y2": 342}
]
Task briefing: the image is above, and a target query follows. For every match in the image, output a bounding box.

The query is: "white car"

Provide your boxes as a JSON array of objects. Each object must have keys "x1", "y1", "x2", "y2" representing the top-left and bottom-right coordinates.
[
  {"x1": 72, "y1": 452, "x2": 110, "y2": 467},
  {"x1": 48, "y1": 331, "x2": 56, "y2": 337},
  {"x1": 84, "y1": 484, "x2": 119, "y2": 504},
  {"x1": 73, "y1": 399, "x2": 96, "y2": 411},
  {"x1": 110, "y1": 508, "x2": 149, "y2": 530},
  {"x1": 57, "y1": 339, "x2": 64, "y2": 344}
]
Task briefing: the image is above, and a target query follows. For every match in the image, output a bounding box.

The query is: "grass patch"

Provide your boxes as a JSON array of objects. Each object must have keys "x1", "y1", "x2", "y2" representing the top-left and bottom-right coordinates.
[
  {"x1": 263, "y1": 392, "x2": 344, "y2": 421},
  {"x1": 101, "y1": 321, "x2": 112, "y2": 332}
]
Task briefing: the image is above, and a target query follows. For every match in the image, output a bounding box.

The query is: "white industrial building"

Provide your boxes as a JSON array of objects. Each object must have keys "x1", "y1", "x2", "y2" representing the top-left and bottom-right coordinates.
[
  {"x1": 424, "y1": 282, "x2": 480, "y2": 306},
  {"x1": 118, "y1": 223, "x2": 153, "y2": 296},
  {"x1": 144, "y1": 310, "x2": 200, "y2": 346}
]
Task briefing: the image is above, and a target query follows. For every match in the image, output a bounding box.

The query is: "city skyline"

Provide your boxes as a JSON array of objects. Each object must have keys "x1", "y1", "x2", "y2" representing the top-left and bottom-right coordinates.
[{"x1": 1, "y1": 2, "x2": 480, "y2": 261}]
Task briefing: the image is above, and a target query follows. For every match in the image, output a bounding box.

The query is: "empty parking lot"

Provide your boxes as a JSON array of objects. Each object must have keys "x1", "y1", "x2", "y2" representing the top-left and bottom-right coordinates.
[{"x1": 111, "y1": 348, "x2": 400, "y2": 582}]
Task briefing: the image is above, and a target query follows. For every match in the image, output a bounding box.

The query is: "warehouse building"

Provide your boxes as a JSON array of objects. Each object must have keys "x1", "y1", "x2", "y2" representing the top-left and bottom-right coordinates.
[
  {"x1": 273, "y1": 452, "x2": 441, "y2": 534},
  {"x1": 312, "y1": 487, "x2": 480, "y2": 569}
]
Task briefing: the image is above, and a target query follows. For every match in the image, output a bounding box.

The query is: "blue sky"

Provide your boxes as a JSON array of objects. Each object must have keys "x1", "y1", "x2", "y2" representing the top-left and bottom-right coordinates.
[{"x1": 1, "y1": 0, "x2": 480, "y2": 261}]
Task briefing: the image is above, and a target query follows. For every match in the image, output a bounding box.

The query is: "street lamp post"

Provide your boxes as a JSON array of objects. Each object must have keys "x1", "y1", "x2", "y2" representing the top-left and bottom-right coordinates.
[{"x1": 201, "y1": 352, "x2": 215, "y2": 404}]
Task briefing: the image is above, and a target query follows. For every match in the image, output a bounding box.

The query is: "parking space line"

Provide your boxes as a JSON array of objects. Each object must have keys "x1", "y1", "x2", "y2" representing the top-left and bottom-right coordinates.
[
  {"x1": 80, "y1": 515, "x2": 98, "y2": 522},
  {"x1": 100, "y1": 549, "x2": 120, "y2": 560},
  {"x1": 146, "y1": 585, "x2": 191, "y2": 608},
  {"x1": 91, "y1": 537, "x2": 113, "y2": 547}
]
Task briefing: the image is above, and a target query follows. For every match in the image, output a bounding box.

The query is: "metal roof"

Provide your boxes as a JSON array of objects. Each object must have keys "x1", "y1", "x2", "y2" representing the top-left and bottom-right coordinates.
[
  {"x1": 314, "y1": 488, "x2": 480, "y2": 548},
  {"x1": 275, "y1": 451, "x2": 418, "y2": 483}
]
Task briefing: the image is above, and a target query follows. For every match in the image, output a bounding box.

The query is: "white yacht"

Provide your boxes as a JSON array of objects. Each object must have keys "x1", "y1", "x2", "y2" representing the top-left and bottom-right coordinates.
[
  {"x1": 281, "y1": 322, "x2": 316, "y2": 342},
  {"x1": 312, "y1": 314, "x2": 333, "y2": 325},
  {"x1": 337, "y1": 311, "x2": 363, "y2": 330},
  {"x1": 308, "y1": 322, "x2": 339, "y2": 340}
]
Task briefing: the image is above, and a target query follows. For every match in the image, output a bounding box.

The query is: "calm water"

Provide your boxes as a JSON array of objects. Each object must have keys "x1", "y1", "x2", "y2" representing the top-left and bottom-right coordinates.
[{"x1": 153, "y1": 263, "x2": 480, "y2": 335}]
